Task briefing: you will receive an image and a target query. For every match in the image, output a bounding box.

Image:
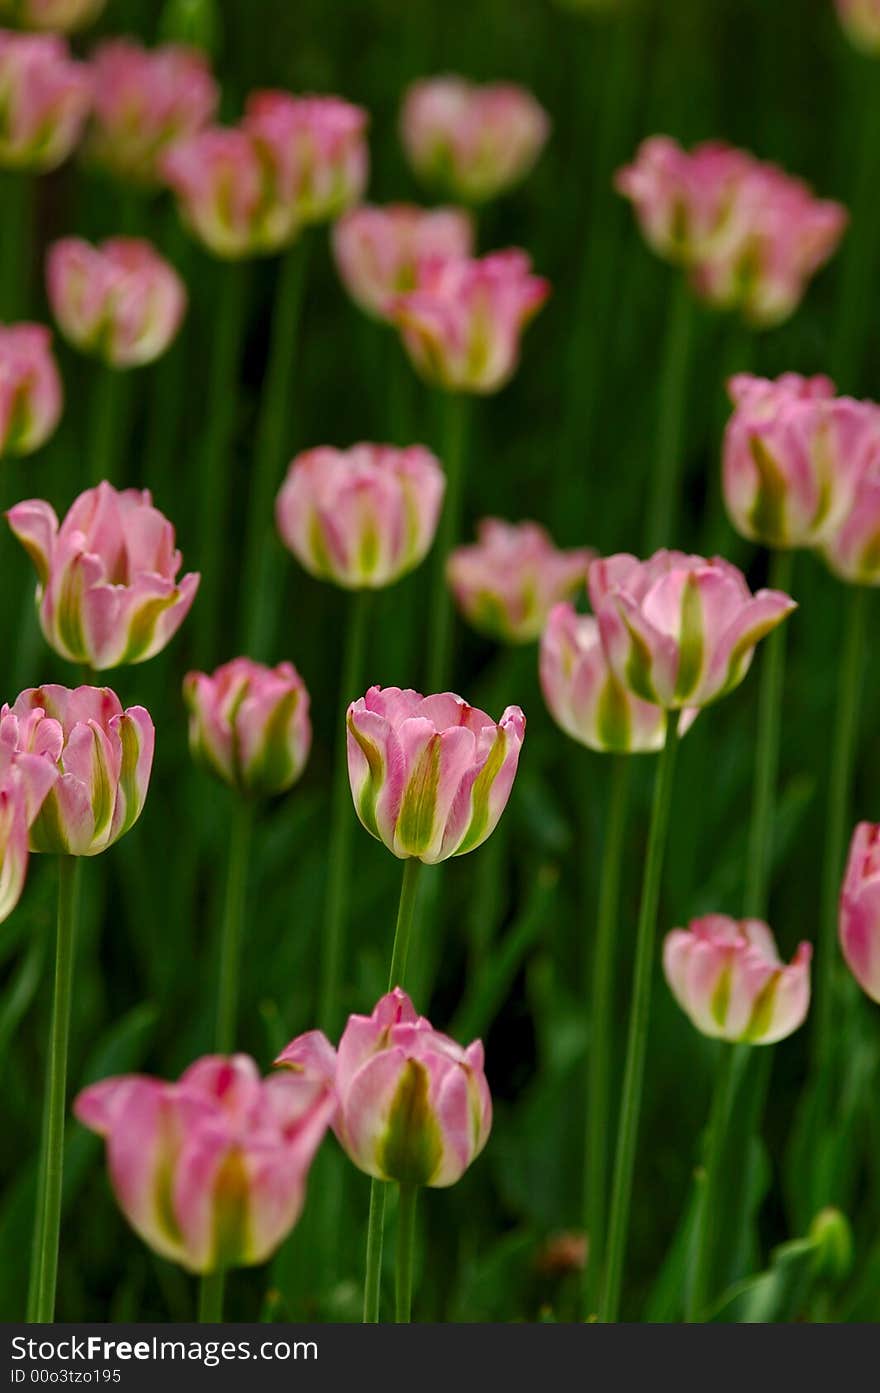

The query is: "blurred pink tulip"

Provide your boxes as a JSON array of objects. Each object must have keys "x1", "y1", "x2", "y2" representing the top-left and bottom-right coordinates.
[
  {"x1": 243, "y1": 90, "x2": 369, "y2": 225},
  {"x1": 75, "y1": 1054, "x2": 335, "y2": 1272},
  {"x1": 819, "y1": 450, "x2": 880, "y2": 584},
  {"x1": 87, "y1": 39, "x2": 218, "y2": 186},
  {"x1": 616, "y1": 137, "x2": 754, "y2": 266},
  {"x1": 663, "y1": 915, "x2": 811, "y2": 1043},
  {"x1": 588, "y1": 550, "x2": 796, "y2": 709},
  {"x1": 347, "y1": 686, "x2": 525, "y2": 863},
  {"x1": 1, "y1": 685, "x2": 154, "y2": 857},
  {"x1": 276, "y1": 987, "x2": 492, "y2": 1187},
  {"x1": 540, "y1": 602, "x2": 696, "y2": 753},
  {"x1": 392, "y1": 249, "x2": 550, "y2": 394},
  {"x1": 0, "y1": 30, "x2": 90, "y2": 171},
  {"x1": 0, "y1": 323, "x2": 62, "y2": 457},
  {"x1": 161, "y1": 125, "x2": 289, "y2": 259},
  {"x1": 0, "y1": 722, "x2": 58, "y2": 923},
  {"x1": 0, "y1": 0, "x2": 105, "y2": 30},
  {"x1": 8, "y1": 482, "x2": 199, "y2": 669},
  {"x1": 722, "y1": 373, "x2": 880, "y2": 549},
  {"x1": 448, "y1": 519, "x2": 592, "y2": 643},
  {"x1": 836, "y1": 0, "x2": 880, "y2": 53},
  {"x1": 46, "y1": 237, "x2": 186, "y2": 368},
  {"x1": 276, "y1": 443, "x2": 445, "y2": 590},
  {"x1": 839, "y1": 822, "x2": 880, "y2": 1003},
  {"x1": 401, "y1": 76, "x2": 549, "y2": 204},
  {"x1": 184, "y1": 658, "x2": 311, "y2": 797},
  {"x1": 332, "y1": 203, "x2": 474, "y2": 320}
]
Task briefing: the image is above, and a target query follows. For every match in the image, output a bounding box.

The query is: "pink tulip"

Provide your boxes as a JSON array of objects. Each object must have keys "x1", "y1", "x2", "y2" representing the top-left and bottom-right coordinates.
[
  {"x1": 448, "y1": 519, "x2": 592, "y2": 643},
  {"x1": 0, "y1": 324, "x2": 62, "y2": 458},
  {"x1": 184, "y1": 658, "x2": 311, "y2": 797},
  {"x1": 0, "y1": 722, "x2": 58, "y2": 923},
  {"x1": 663, "y1": 915, "x2": 811, "y2": 1044},
  {"x1": 276, "y1": 988, "x2": 492, "y2": 1187},
  {"x1": 87, "y1": 39, "x2": 218, "y2": 186},
  {"x1": 243, "y1": 91, "x2": 369, "y2": 225},
  {"x1": 161, "y1": 125, "x2": 289, "y2": 259},
  {"x1": 347, "y1": 686, "x2": 525, "y2": 863},
  {"x1": 332, "y1": 203, "x2": 474, "y2": 320},
  {"x1": 7, "y1": 482, "x2": 200, "y2": 670},
  {"x1": 74, "y1": 1054, "x2": 335, "y2": 1272},
  {"x1": 392, "y1": 249, "x2": 550, "y2": 394},
  {"x1": 0, "y1": 0, "x2": 106, "y2": 30},
  {"x1": 588, "y1": 550, "x2": 796, "y2": 709},
  {"x1": 400, "y1": 76, "x2": 549, "y2": 204},
  {"x1": 722, "y1": 374, "x2": 880, "y2": 549},
  {"x1": 276, "y1": 443, "x2": 445, "y2": 590},
  {"x1": 1, "y1": 685, "x2": 154, "y2": 857},
  {"x1": 0, "y1": 31, "x2": 91, "y2": 171},
  {"x1": 540, "y1": 602, "x2": 696, "y2": 753},
  {"x1": 839, "y1": 822, "x2": 880, "y2": 1002},
  {"x1": 46, "y1": 238, "x2": 186, "y2": 368},
  {"x1": 836, "y1": 0, "x2": 880, "y2": 53},
  {"x1": 819, "y1": 449, "x2": 880, "y2": 584}
]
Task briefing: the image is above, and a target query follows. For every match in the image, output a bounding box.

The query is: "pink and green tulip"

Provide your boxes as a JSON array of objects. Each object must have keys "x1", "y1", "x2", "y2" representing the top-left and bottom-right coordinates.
[
  {"x1": 0, "y1": 323, "x2": 62, "y2": 458},
  {"x1": 839, "y1": 822, "x2": 880, "y2": 1003},
  {"x1": 161, "y1": 125, "x2": 291, "y2": 259},
  {"x1": 242, "y1": 91, "x2": 369, "y2": 226},
  {"x1": 0, "y1": 722, "x2": 58, "y2": 922},
  {"x1": 836, "y1": 0, "x2": 880, "y2": 53},
  {"x1": 0, "y1": 30, "x2": 91, "y2": 171},
  {"x1": 819, "y1": 455, "x2": 880, "y2": 583},
  {"x1": 332, "y1": 202, "x2": 474, "y2": 321}
]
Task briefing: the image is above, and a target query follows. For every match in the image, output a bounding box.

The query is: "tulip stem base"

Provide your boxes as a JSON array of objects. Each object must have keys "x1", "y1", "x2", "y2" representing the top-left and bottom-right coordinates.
[
  {"x1": 387, "y1": 858, "x2": 424, "y2": 992},
  {"x1": 198, "y1": 1270, "x2": 225, "y2": 1323},
  {"x1": 584, "y1": 754, "x2": 632, "y2": 1320},
  {"x1": 0, "y1": 171, "x2": 32, "y2": 322},
  {"x1": 687, "y1": 1041, "x2": 736, "y2": 1321},
  {"x1": 644, "y1": 276, "x2": 695, "y2": 553},
  {"x1": 395, "y1": 1184, "x2": 418, "y2": 1323},
  {"x1": 215, "y1": 798, "x2": 255, "y2": 1053},
  {"x1": 427, "y1": 392, "x2": 469, "y2": 691},
  {"x1": 599, "y1": 713, "x2": 679, "y2": 1322},
  {"x1": 363, "y1": 1179, "x2": 386, "y2": 1323},
  {"x1": 33, "y1": 856, "x2": 82, "y2": 1323},
  {"x1": 89, "y1": 362, "x2": 130, "y2": 488}
]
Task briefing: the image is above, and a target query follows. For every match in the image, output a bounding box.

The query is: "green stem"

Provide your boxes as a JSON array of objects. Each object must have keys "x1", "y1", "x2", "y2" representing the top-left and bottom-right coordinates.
[
  {"x1": 643, "y1": 277, "x2": 695, "y2": 553},
  {"x1": 387, "y1": 858, "x2": 424, "y2": 992},
  {"x1": 743, "y1": 548, "x2": 794, "y2": 919},
  {"x1": 240, "y1": 236, "x2": 311, "y2": 657},
  {"x1": 362, "y1": 1177, "x2": 387, "y2": 1323},
  {"x1": 215, "y1": 799, "x2": 254, "y2": 1053},
  {"x1": 88, "y1": 363, "x2": 129, "y2": 487},
  {"x1": 812, "y1": 584, "x2": 868, "y2": 1072},
  {"x1": 584, "y1": 754, "x2": 632, "y2": 1319},
  {"x1": 194, "y1": 262, "x2": 250, "y2": 668},
  {"x1": 34, "y1": 856, "x2": 81, "y2": 1323},
  {"x1": 427, "y1": 392, "x2": 469, "y2": 691},
  {"x1": 318, "y1": 589, "x2": 373, "y2": 1034},
  {"x1": 26, "y1": 1073, "x2": 51, "y2": 1321},
  {"x1": 1, "y1": 171, "x2": 33, "y2": 321},
  {"x1": 687, "y1": 1041, "x2": 736, "y2": 1322},
  {"x1": 599, "y1": 713, "x2": 680, "y2": 1322},
  {"x1": 198, "y1": 1269, "x2": 225, "y2": 1323},
  {"x1": 395, "y1": 1184, "x2": 418, "y2": 1323}
]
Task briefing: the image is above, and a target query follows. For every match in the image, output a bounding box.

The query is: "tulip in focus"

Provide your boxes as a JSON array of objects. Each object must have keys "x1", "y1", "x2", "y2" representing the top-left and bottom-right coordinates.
[
  {"x1": 819, "y1": 451, "x2": 880, "y2": 584},
  {"x1": 663, "y1": 915, "x2": 811, "y2": 1044},
  {"x1": 839, "y1": 822, "x2": 880, "y2": 1003},
  {"x1": 448, "y1": 519, "x2": 592, "y2": 643},
  {"x1": 0, "y1": 31, "x2": 91, "y2": 171},
  {"x1": 0, "y1": 323, "x2": 62, "y2": 458},
  {"x1": 1, "y1": 686, "x2": 154, "y2": 857},
  {"x1": 540, "y1": 602, "x2": 696, "y2": 754},
  {"x1": 392, "y1": 249, "x2": 550, "y2": 394},
  {"x1": 401, "y1": 77, "x2": 549, "y2": 204},
  {"x1": 332, "y1": 203, "x2": 474, "y2": 320},
  {"x1": 243, "y1": 91, "x2": 369, "y2": 225},
  {"x1": 8, "y1": 482, "x2": 200, "y2": 669},
  {"x1": 184, "y1": 658, "x2": 311, "y2": 798},
  {"x1": 836, "y1": 0, "x2": 880, "y2": 54},
  {"x1": 276, "y1": 987, "x2": 492, "y2": 1187},
  {"x1": 276, "y1": 443, "x2": 445, "y2": 590},
  {"x1": 347, "y1": 686, "x2": 525, "y2": 863},
  {"x1": 0, "y1": 718, "x2": 58, "y2": 923},
  {"x1": 722, "y1": 374, "x2": 880, "y2": 549},
  {"x1": 588, "y1": 550, "x2": 796, "y2": 710},
  {"x1": 46, "y1": 238, "x2": 187, "y2": 369},
  {"x1": 75, "y1": 1054, "x2": 335, "y2": 1272},
  {"x1": 0, "y1": 0, "x2": 105, "y2": 30},
  {"x1": 87, "y1": 39, "x2": 219, "y2": 186}
]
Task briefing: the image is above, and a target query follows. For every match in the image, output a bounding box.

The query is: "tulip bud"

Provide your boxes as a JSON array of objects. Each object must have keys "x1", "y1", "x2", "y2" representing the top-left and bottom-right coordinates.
[
  {"x1": 722, "y1": 374, "x2": 879, "y2": 549},
  {"x1": 392, "y1": 249, "x2": 550, "y2": 395},
  {"x1": 243, "y1": 91, "x2": 369, "y2": 226},
  {"x1": 46, "y1": 238, "x2": 186, "y2": 369},
  {"x1": 819, "y1": 452, "x2": 880, "y2": 585},
  {"x1": 87, "y1": 39, "x2": 219, "y2": 187},
  {"x1": 839, "y1": 821, "x2": 880, "y2": 1003},
  {"x1": 588, "y1": 550, "x2": 796, "y2": 710},
  {"x1": 0, "y1": 0, "x2": 106, "y2": 30},
  {"x1": 0, "y1": 324, "x2": 62, "y2": 459},
  {"x1": 400, "y1": 77, "x2": 549, "y2": 204},
  {"x1": 347, "y1": 686, "x2": 525, "y2": 864},
  {"x1": 448, "y1": 519, "x2": 592, "y2": 644},
  {"x1": 332, "y1": 203, "x2": 474, "y2": 320},
  {"x1": 1, "y1": 685, "x2": 154, "y2": 857},
  {"x1": 8, "y1": 482, "x2": 200, "y2": 670},
  {"x1": 0, "y1": 725, "x2": 58, "y2": 923},
  {"x1": 0, "y1": 31, "x2": 91, "y2": 172},
  {"x1": 161, "y1": 125, "x2": 289, "y2": 259},
  {"x1": 276, "y1": 988, "x2": 492, "y2": 1188},
  {"x1": 184, "y1": 658, "x2": 311, "y2": 798},
  {"x1": 836, "y1": 0, "x2": 880, "y2": 54},
  {"x1": 276, "y1": 443, "x2": 445, "y2": 590},
  {"x1": 540, "y1": 602, "x2": 696, "y2": 753},
  {"x1": 663, "y1": 914, "x2": 811, "y2": 1044},
  {"x1": 74, "y1": 1054, "x2": 334, "y2": 1273},
  {"x1": 809, "y1": 1208, "x2": 853, "y2": 1284}
]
